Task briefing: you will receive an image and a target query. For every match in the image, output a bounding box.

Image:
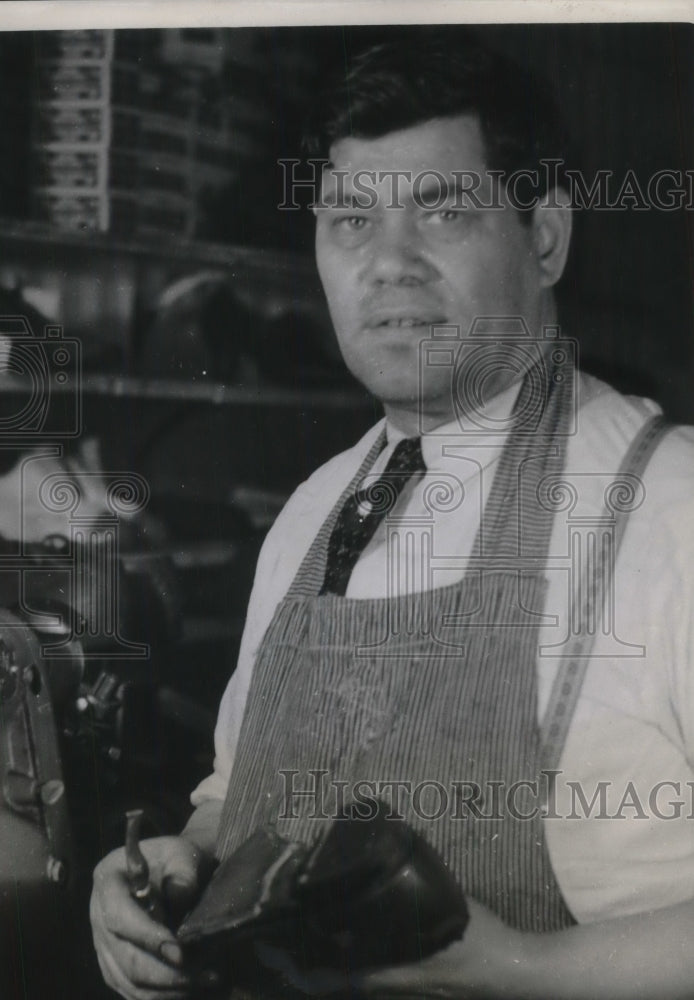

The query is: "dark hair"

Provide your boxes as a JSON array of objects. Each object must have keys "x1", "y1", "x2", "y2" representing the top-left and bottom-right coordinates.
[{"x1": 303, "y1": 29, "x2": 571, "y2": 217}]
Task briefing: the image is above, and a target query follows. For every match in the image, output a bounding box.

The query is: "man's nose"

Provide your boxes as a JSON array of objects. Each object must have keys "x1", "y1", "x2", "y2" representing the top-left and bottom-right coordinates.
[{"x1": 366, "y1": 219, "x2": 435, "y2": 285}]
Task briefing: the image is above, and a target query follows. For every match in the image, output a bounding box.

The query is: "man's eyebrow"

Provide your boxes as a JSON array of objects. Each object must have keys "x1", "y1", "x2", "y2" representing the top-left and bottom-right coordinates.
[
  {"x1": 412, "y1": 174, "x2": 483, "y2": 205},
  {"x1": 317, "y1": 177, "x2": 377, "y2": 210},
  {"x1": 315, "y1": 191, "x2": 374, "y2": 210},
  {"x1": 316, "y1": 171, "x2": 490, "y2": 209},
  {"x1": 329, "y1": 190, "x2": 373, "y2": 206}
]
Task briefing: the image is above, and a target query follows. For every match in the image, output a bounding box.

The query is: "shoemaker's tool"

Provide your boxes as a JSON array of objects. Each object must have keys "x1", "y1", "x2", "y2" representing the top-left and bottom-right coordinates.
[{"x1": 125, "y1": 808, "x2": 167, "y2": 924}]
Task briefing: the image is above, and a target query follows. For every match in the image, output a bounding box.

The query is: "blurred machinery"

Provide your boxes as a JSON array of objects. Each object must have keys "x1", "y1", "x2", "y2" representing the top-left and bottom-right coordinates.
[
  {"x1": 137, "y1": 270, "x2": 353, "y2": 388},
  {"x1": 0, "y1": 510, "x2": 183, "y2": 995}
]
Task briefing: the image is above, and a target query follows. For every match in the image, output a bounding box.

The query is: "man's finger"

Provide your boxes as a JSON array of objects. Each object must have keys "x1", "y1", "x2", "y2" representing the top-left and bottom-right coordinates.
[
  {"x1": 93, "y1": 928, "x2": 191, "y2": 997},
  {"x1": 353, "y1": 965, "x2": 415, "y2": 997},
  {"x1": 98, "y1": 949, "x2": 189, "y2": 1000},
  {"x1": 91, "y1": 876, "x2": 180, "y2": 960},
  {"x1": 119, "y1": 940, "x2": 191, "y2": 991}
]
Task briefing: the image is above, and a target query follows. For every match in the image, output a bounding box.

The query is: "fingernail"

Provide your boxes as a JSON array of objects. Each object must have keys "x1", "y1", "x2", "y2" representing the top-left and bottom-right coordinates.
[{"x1": 159, "y1": 941, "x2": 183, "y2": 966}]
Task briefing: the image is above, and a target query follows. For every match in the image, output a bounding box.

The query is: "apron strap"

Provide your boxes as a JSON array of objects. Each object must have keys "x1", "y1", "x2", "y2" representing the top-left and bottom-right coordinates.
[
  {"x1": 288, "y1": 356, "x2": 573, "y2": 599},
  {"x1": 540, "y1": 413, "x2": 671, "y2": 771},
  {"x1": 475, "y1": 356, "x2": 574, "y2": 561}
]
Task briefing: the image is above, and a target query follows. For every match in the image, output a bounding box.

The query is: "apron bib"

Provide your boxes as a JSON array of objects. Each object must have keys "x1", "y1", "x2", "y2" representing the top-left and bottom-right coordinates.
[{"x1": 217, "y1": 362, "x2": 577, "y2": 933}]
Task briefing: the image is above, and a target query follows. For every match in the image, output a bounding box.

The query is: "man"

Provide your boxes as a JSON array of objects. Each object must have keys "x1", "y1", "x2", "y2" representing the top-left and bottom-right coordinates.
[{"x1": 91, "y1": 34, "x2": 694, "y2": 998}]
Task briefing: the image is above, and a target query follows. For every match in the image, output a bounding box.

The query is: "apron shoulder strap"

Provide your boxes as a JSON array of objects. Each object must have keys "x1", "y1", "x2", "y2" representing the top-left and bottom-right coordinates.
[{"x1": 540, "y1": 413, "x2": 671, "y2": 771}]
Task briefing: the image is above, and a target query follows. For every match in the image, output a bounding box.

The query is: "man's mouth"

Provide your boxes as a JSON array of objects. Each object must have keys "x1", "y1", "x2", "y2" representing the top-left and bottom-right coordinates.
[
  {"x1": 363, "y1": 311, "x2": 446, "y2": 329},
  {"x1": 374, "y1": 317, "x2": 433, "y2": 328}
]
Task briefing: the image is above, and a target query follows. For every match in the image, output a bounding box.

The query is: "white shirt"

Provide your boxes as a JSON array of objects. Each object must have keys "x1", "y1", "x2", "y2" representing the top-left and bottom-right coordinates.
[{"x1": 192, "y1": 372, "x2": 694, "y2": 924}]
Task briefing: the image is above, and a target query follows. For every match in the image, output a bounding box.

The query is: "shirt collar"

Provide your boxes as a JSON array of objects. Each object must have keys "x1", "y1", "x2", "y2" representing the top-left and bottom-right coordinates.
[{"x1": 385, "y1": 378, "x2": 522, "y2": 470}]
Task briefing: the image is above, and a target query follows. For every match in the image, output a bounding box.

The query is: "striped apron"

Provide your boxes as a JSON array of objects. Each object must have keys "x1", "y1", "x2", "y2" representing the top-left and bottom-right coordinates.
[{"x1": 216, "y1": 362, "x2": 581, "y2": 935}]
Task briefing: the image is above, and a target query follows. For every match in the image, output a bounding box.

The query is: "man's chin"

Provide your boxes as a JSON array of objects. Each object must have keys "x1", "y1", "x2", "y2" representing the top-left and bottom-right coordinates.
[
  {"x1": 360, "y1": 378, "x2": 420, "y2": 405},
  {"x1": 375, "y1": 389, "x2": 456, "y2": 429}
]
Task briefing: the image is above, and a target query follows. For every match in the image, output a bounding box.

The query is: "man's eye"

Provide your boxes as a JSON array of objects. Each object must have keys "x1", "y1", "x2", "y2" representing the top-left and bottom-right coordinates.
[
  {"x1": 334, "y1": 215, "x2": 369, "y2": 229},
  {"x1": 427, "y1": 208, "x2": 466, "y2": 223},
  {"x1": 326, "y1": 214, "x2": 373, "y2": 246}
]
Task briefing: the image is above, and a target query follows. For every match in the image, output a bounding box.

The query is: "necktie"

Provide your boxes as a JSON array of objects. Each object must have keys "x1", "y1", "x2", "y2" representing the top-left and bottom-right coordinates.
[{"x1": 320, "y1": 436, "x2": 426, "y2": 596}]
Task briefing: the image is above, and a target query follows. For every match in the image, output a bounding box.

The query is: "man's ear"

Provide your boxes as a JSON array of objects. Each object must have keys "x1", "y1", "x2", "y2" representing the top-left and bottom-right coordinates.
[{"x1": 531, "y1": 187, "x2": 573, "y2": 287}]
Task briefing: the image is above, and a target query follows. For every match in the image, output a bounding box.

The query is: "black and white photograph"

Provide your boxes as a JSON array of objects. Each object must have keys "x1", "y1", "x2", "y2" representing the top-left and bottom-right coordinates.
[{"x1": 0, "y1": 3, "x2": 692, "y2": 997}]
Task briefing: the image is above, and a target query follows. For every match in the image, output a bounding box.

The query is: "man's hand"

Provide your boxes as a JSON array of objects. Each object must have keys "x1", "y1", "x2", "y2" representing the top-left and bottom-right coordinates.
[
  {"x1": 256, "y1": 897, "x2": 526, "y2": 999},
  {"x1": 257, "y1": 894, "x2": 694, "y2": 1000},
  {"x1": 90, "y1": 835, "x2": 214, "y2": 1000}
]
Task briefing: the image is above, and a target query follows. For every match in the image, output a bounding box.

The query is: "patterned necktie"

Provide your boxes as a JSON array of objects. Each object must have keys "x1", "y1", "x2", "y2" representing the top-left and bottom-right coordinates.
[{"x1": 320, "y1": 436, "x2": 426, "y2": 596}]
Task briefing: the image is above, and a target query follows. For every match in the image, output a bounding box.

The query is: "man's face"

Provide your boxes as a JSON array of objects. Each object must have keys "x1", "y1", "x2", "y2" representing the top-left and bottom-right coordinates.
[{"x1": 314, "y1": 115, "x2": 548, "y2": 430}]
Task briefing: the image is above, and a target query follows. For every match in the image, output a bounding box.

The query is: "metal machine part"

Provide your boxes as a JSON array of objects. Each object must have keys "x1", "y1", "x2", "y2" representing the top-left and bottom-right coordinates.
[{"x1": 0, "y1": 608, "x2": 81, "y2": 885}]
